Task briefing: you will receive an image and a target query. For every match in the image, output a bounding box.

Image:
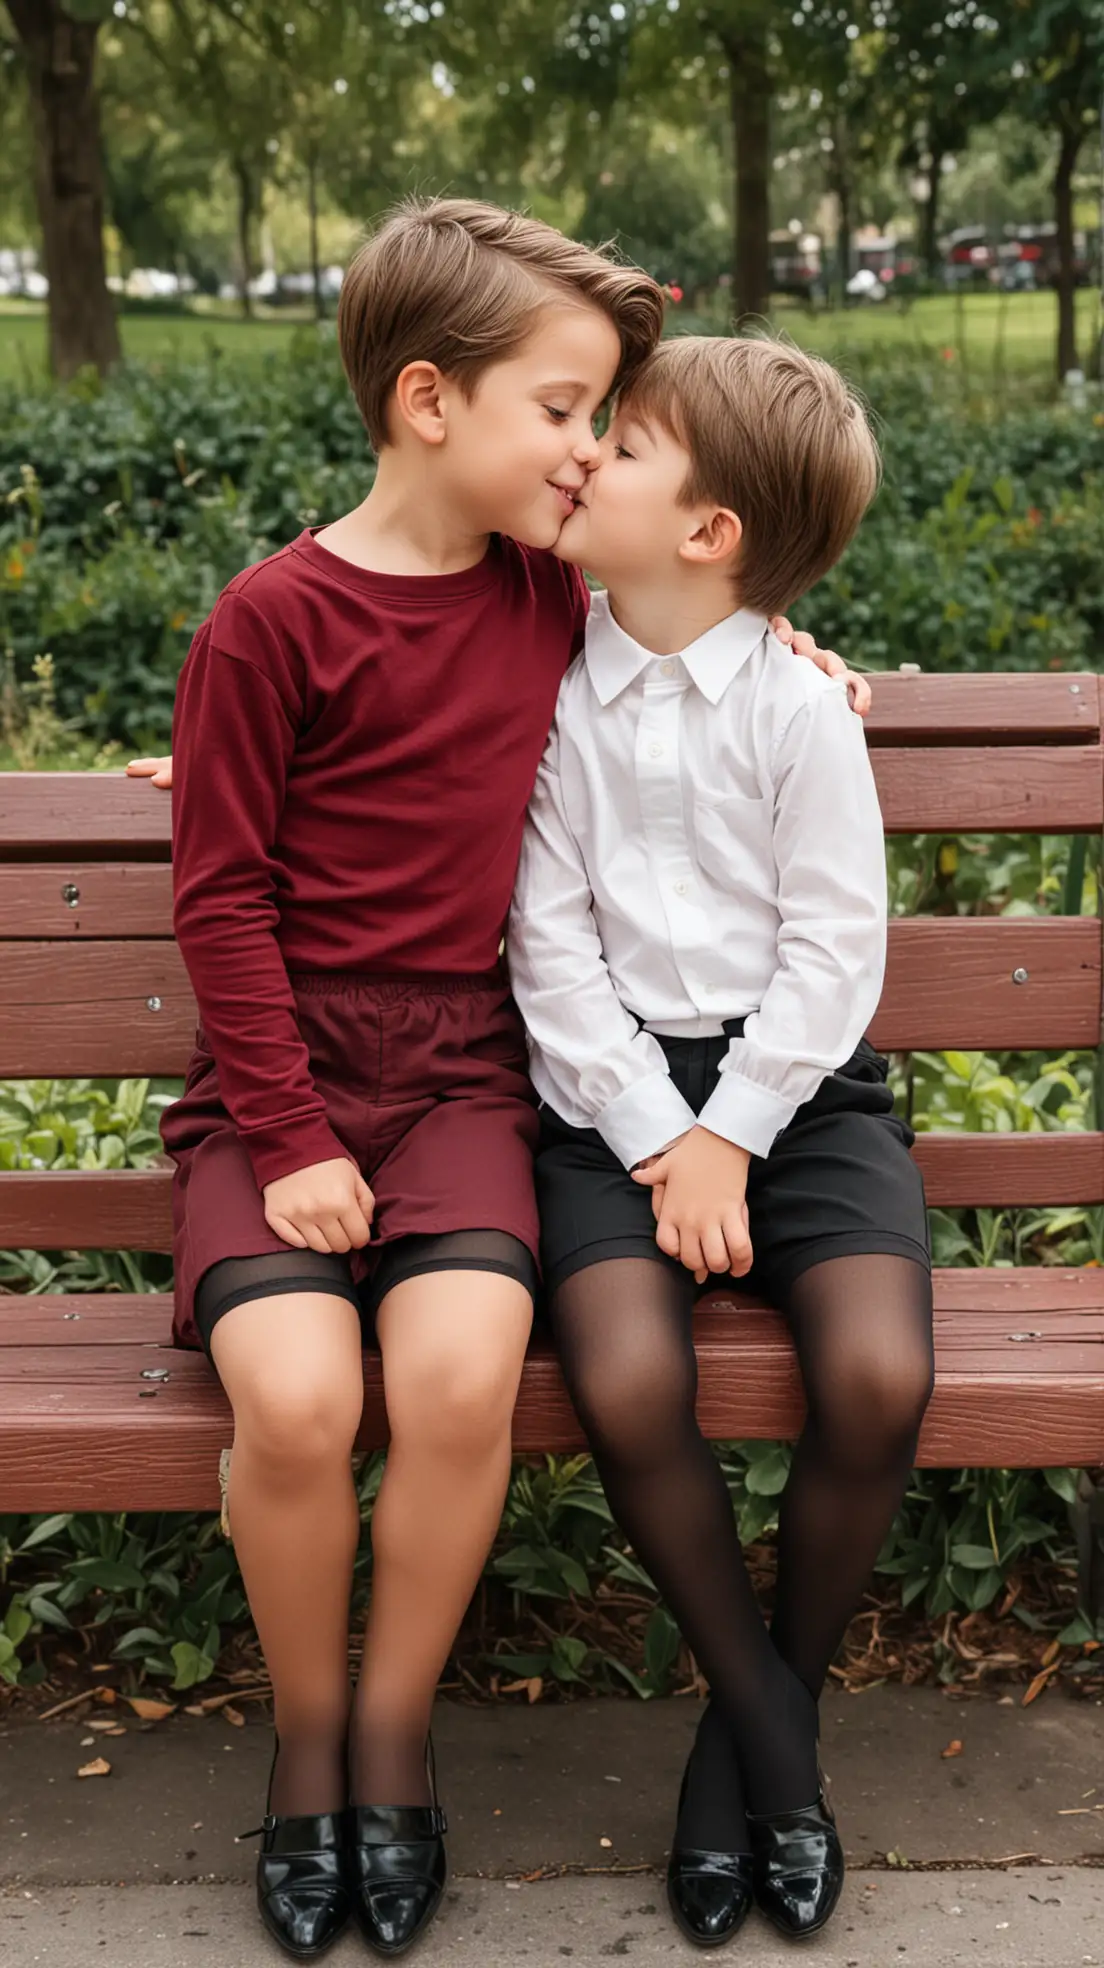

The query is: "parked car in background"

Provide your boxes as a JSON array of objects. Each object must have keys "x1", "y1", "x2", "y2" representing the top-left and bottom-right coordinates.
[
  {"x1": 997, "y1": 225, "x2": 1092, "y2": 291},
  {"x1": 943, "y1": 227, "x2": 997, "y2": 290},
  {"x1": 769, "y1": 229, "x2": 823, "y2": 305}
]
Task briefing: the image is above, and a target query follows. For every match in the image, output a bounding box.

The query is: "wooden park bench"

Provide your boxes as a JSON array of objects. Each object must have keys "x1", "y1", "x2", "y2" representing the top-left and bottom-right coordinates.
[{"x1": 1, "y1": 672, "x2": 1103, "y2": 1514}]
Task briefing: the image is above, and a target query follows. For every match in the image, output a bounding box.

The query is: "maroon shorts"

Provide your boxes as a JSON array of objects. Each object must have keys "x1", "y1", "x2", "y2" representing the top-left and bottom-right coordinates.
[{"x1": 160, "y1": 969, "x2": 540, "y2": 1352}]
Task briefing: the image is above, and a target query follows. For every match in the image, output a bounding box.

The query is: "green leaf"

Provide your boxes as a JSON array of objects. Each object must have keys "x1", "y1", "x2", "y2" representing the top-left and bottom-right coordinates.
[
  {"x1": 170, "y1": 1640, "x2": 216, "y2": 1690},
  {"x1": 744, "y1": 1446, "x2": 790, "y2": 1496},
  {"x1": 66, "y1": 1558, "x2": 147, "y2": 1592},
  {"x1": 17, "y1": 1514, "x2": 73, "y2": 1551},
  {"x1": 643, "y1": 1606, "x2": 681, "y2": 1690},
  {"x1": 4, "y1": 1600, "x2": 33, "y2": 1648}
]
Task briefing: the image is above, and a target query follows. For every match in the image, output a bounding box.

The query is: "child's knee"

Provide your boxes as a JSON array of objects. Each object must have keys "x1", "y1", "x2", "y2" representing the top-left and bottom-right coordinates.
[
  {"x1": 813, "y1": 1346, "x2": 933, "y2": 1470},
  {"x1": 233, "y1": 1364, "x2": 362, "y2": 1475},
  {"x1": 389, "y1": 1344, "x2": 522, "y2": 1454}
]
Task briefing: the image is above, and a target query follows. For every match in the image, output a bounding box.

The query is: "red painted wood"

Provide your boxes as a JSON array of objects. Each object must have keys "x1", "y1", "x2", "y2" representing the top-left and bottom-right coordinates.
[
  {"x1": 871, "y1": 747, "x2": 1103, "y2": 834},
  {"x1": 1, "y1": 918, "x2": 1097, "y2": 1078},
  {"x1": 0, "y1": 864, "x2": 173, "y2": 938},
  {"x1": 2, "y1": 1131, "x2": 1100, "y2": 1258},
  {"x1": 872, "y1": 918, "x2": 1101, "y2": 1051},
  {"x1": 2, "y1": 1279, "x2": 1103, "y2": 1507},
  {"x1": 862, "y1": 672, "x2": 1100, "y2": 744}
]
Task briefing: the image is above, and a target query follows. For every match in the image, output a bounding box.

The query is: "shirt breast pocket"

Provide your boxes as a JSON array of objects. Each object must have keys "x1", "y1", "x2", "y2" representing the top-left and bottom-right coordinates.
[{"x1": 691, "y1": 789, "x2": 776, "y2": 898}]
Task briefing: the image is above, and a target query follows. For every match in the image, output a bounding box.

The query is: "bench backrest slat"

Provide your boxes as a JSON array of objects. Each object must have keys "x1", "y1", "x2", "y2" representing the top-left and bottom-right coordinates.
[
  {"x1": 3, "y1": 1129, "x2": 1103, "y2": 1254},
  {"x1": 1, "y1": 918, "x2": 1098, "y2": 1078}
]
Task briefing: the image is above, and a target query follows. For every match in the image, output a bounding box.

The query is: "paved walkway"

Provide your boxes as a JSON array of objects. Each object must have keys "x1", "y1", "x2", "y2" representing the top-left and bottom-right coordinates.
[{"x1": 3, "y1": 1687, "x2": 1103, "y2": 1964}]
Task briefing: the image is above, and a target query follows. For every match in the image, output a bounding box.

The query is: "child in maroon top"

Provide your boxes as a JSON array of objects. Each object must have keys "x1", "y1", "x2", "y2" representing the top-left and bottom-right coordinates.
[{"x1": 130, "y1": 199, "x2": 854, "y2": 1961}]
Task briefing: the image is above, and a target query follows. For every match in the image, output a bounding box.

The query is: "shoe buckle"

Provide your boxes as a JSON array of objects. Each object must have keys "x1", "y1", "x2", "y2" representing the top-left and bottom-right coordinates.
[{"x1": 236, "y1": 1814, "x2": 277, "y2": 1841}]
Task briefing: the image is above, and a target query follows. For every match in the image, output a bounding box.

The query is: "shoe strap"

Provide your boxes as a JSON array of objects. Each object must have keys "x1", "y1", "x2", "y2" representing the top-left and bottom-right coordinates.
[{"x1": 351, "y1": 1802, "x2": 447, "y2": 1842}]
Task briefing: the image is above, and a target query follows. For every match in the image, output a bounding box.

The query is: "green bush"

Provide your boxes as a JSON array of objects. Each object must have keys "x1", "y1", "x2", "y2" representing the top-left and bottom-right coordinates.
[{"x1": 1, "y1": 343, "x2": 1101, "y2": 745}]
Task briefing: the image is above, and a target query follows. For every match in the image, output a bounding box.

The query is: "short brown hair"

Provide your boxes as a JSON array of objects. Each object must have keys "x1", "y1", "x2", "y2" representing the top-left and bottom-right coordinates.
[
  {"x1": 620, "y1": 335, "x2": 880, "y2": 613},
  {"x1": 338, "y1": 196, "x2": 666, "y2": 450}
]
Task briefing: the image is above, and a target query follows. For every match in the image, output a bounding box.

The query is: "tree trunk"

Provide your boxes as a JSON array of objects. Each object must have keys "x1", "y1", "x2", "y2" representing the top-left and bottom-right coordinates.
[
  {"x1": 307, "y1": 142, "x2": 323, "y2": 322},
  {"x1": 1053, "y1": 120, "x2": 1083, "y2": 379},
  {"x1": 920, "y1": 145, "x2": 944, "y2": 284},
  {"x1": 5, "y1": 0, "x2": 121, "y2": 381},
  {"x1": 836, "y1": 178, "x2": 852, "y2": 305},
  {"x1": 233, "y1": 158, "x2": 257, "y2": 319},
  {"x1": 832, "y1": 118, "x2": 852, "y2": 307},
  {"x1": 725, "y1": 28, "x2": 772, "y2": 323}
]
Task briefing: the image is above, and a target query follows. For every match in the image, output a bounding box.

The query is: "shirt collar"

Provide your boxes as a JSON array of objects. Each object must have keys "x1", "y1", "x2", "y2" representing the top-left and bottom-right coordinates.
[{"x1": 583, "y1": 589, "x2": 769, "y2": 707}]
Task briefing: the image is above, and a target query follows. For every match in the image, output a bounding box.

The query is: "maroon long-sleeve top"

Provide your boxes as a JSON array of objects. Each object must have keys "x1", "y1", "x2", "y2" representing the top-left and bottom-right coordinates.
[{"x1": 171, "y1": 527, "x2": 588, "y2": 1189}]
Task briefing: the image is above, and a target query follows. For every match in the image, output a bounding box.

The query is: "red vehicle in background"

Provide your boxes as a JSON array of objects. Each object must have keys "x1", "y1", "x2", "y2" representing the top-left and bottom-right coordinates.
[
  {"x1": 944, "y1": 227, "x2": 997, "y2": 290},
  {"x1": 997, "y1": 225, "x2": 1092, "y2": 291}
]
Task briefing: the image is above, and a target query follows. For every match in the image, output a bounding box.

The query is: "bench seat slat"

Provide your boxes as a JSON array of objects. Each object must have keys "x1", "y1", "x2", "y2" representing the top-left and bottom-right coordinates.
[
  {"x1": 1, "y1": 1278, "x2": 1103, "y2": 1506},
  {"x1": 0, "y1": 919, "x2": 1098, "y2": 1076},
  {"x1": 4, "y1": 1270, "x2": 1102, "y2": 1346}
]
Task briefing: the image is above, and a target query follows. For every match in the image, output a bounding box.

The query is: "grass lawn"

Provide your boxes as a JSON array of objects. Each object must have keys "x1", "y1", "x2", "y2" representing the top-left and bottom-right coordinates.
[
  {"x1": 779, "y1": 287, "x2": 1101, "y2": 383},
  {"x1": 0, "y1": 300, "x2": 322, "y2": 380},
  {"x1": 0, "y1": 288, "x2": 1099, "y2": 388}
]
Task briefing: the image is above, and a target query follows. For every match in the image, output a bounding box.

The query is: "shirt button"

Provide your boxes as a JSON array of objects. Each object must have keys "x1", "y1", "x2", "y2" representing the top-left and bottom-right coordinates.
[
  {"x1": 674, "y1": 880, "x2": 688, "y2": 896},
  {"x1": 648, "y1": 742, "x2": 663, "y2": 759},
  {"x1": 660, "y1": 660, "x2": 675, "y2": 677},
  {"x1": 703, "y1": 984, "x2": 715, "y2": 995}
]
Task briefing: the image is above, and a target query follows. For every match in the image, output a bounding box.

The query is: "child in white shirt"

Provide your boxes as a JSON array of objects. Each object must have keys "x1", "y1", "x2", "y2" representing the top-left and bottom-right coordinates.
[{"x1": 508, "y1": 334, "x2": 932, "y2": 1948}]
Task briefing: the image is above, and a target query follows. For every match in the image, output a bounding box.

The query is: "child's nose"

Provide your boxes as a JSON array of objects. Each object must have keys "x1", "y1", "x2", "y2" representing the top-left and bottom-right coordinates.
[{"x1": 573, "y1": 425, "x2": 600, "y2": 465}]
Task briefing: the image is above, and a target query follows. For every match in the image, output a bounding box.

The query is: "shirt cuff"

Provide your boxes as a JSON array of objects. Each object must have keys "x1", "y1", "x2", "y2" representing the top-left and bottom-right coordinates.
[
  {"x1": 242, "y1": 1113, "x2": 352, "y2": 1191},
  {"x1": 595, "y1": 1072, "x2": 699, "y2": 1172},
  {"x1": 697, "y1": 1073, "x2": 796, "y2": 1160}
]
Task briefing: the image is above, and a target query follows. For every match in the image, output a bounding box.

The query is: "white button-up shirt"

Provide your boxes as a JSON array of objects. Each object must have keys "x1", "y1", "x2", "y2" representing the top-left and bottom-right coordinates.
[{"x1": 507, "y1": 590, "x2": 887, "y2": 1168}]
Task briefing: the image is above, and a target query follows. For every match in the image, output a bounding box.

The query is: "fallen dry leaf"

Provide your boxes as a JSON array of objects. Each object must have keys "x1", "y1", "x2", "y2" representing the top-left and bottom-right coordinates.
[
  {"x1": 95, "y1": 1688, "x2": 117, "y2": 1706},
  {"x1": 104, "y1": 1726, "x2": 126, "y2": 1738},
  {"x1": 87, "y1": 1719, "x2": 117, "y2": 1733},
  {"x1": 599, "y1": 1837, "x2": 612, "y2": 1849},
  {"x1": 77, "y1": 1757, "x2": 111, "y2": 1779},
  {"x1": 184, "y1": 1705, "x2": 206, "y2": 1718},
  {"x1": 125, "y1": 1697, "x2": 175, "y2": 1723},
  {"x1": 941, "y1": 1739, "x2": 964, "y2": 1759},
  {"x1": 1022, "y1": 1664, "x2": 1059, "y2": 1707},
  {"x1": 223, "y1": 1706, "x2": 244, "y2": 1728},
  {"x1": 1041, "y1": 1639, "x2": 1062, "y2": 1669}
]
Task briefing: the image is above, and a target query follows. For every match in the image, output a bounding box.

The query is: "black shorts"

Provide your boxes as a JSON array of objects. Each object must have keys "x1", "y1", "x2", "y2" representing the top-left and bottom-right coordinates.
[{"x1": 535, "y1": 1028, "x2": 930, "y2": 1303}]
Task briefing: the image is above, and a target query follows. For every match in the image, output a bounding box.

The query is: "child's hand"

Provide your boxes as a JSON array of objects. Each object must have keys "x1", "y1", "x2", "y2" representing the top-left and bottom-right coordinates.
[
  {"x1": 263, "y1": 1157, "x2": 375, "y2": 1255},
  {"x1": 631, "y1": 1127, "x2": 752, "y2": 1284},
  {"x1": 768, "y1": 617, "x2": 871, "y2": 718},
  {"x1": 127, "y1": 755, "x2": 174, "y2": 789}
]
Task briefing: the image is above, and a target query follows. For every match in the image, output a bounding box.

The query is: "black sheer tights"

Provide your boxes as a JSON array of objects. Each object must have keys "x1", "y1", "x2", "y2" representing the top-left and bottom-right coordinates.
[{"x1": 550, "y1": 1253, "x2": 933, "y2": 1845}]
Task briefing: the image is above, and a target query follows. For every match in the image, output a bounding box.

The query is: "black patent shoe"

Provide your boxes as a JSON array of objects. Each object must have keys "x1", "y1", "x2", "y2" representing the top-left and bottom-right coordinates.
[
  {"x1": 667, "y1": 1847, "x2": 755, "y2": 1948},
  {"x1": 348, "y1": 1741, "x2": 448, "y2": 1956},
  {"x1": 240, "y1": 1773, "x2": 352, "y2": 1962},
  {"x1": 666, "y1": 1755, "x2": 754, "y2": 1948},
  {"x1": 747, "y1": 1782, "x2": 844, "y2": 1941}
]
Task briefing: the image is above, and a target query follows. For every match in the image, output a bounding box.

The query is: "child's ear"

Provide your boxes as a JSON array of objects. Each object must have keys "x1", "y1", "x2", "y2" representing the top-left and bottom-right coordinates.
[
  {"x1": 393, "y1": 360, "x2": 448, "y2": 446},
  {"x1": 679, "y1": 506, "x2": 742, "y2": 568}
]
